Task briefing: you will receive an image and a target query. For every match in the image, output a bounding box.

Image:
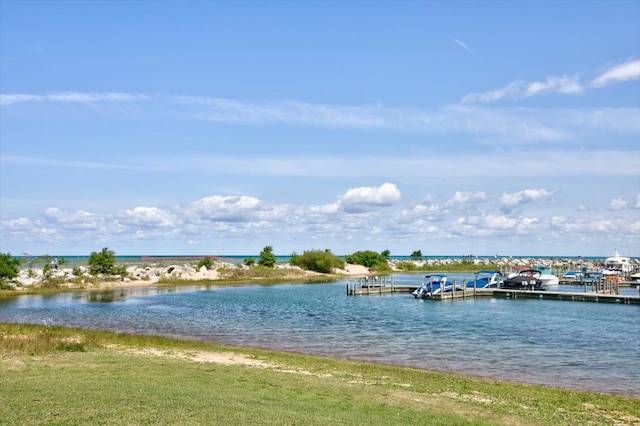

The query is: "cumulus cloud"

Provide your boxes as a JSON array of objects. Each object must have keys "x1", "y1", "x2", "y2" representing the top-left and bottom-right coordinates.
[
  {"x1": 184, "y1": 195, "x2": 264, "y2": 222},
  {"x1": 445, "y1": 191, "x2": 488, "y2": 206},
  {"x1": 608, "y1": 197, "x2": 628, "y2": 211},
  {"x1": 117, "y1": 207, "x2": 176, "y2": 227},
  {"x1": 635, "y1": 194, "x2": 640, "y2": 209},
  {"x1": 591, "y1": 59, "x2": 640, "y2": 88},
  {"x1": 499, "y1": 189, "x2": 553, "y2": 212},
  {"x1": 339, "y1": 183, "x2": 402, "y2": 212},
  {"x1": 44, "y1": 207, "x2": 104, "y2": 230}
]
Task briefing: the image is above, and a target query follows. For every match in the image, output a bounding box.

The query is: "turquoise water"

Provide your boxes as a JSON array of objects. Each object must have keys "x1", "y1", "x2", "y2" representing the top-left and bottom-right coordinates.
[{"x1": 1, "y1": 273, "x2": 638, "y2": 397}]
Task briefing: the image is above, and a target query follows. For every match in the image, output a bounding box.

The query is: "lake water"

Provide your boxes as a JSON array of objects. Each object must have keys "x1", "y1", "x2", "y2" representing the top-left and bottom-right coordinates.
[{"x1": 1, "y1": 273, "x2": 638, "y2": 397}]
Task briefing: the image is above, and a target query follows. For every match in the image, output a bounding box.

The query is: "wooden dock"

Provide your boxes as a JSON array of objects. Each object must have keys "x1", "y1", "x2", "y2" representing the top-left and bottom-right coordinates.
[{"x1": 346, "y1": 277, "x2": 640, "y2": 304}]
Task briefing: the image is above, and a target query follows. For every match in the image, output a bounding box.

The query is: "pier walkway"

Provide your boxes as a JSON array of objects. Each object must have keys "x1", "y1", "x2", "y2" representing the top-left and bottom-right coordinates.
[{"x1": 346, "y1": 277, "x2": 640, "y2": 304}]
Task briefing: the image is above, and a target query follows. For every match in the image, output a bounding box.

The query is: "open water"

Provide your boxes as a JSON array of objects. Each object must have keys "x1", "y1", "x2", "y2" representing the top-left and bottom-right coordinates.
[{"x1": 1, "y1": 273, "x2": 638, "y2": 397}]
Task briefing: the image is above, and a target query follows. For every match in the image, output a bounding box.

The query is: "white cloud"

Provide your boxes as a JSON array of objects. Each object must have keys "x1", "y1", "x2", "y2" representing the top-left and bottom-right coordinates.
[
  {"x1": 461, "y1": 75, "x2": 583, "y2": 104},
  {"x1": 0, "y1": 92, "x2": 149, "y2": 106},
  {"x1": 339, "y1": 183, "x2": 401, "y2": 212},
  {"x1": 608, "y1": 197, "x2": 628, "y2": 211},
  {"x1": 499, "y1": 189, "x2": 553, "y2": 212},
  {"x1": 591, "y1": 59, "x2": 640, "y2": 88},
  {"x1": 445, "y1": 191, "x2": 488, "y2": 207},
  {"x1": 635, "y1": 194, "x2": 640, "y2": 209},
  {"x1": 117, "y1": 207, "x2": 176, "y2": 228},
  {"x1": 183, "y1": 195, "x2": 267, "y2": 222},
  {"x1": 44, "y1": 207, "x2": 104, "y2": 230},
  {"x1": 482, "y1": 214, "x2": 518, "y2": 230},
  {"x1": 526, "y1": 75, "x2": 583, "y2": 96}
]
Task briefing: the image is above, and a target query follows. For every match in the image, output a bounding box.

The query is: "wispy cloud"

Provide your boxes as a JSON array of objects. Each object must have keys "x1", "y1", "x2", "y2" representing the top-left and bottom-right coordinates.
[
  {"x1": 452, "y1": 38, "x2": 473, "y2": 54},
  {"x1": 2, "y1": 90, "x2": 638, "y2": 144},
  {"x1": 462, "y1": 58, "x2": 640, "y2": 105},
  {"x1": 0, "y1": 92, "x2": 149, "y2": 106},
  {"x1": 591, "y1": 59, "x2": 640, "y2": 88},
  {"x1": 461, "y1": 75, "x2": 583, "y2": 104}
]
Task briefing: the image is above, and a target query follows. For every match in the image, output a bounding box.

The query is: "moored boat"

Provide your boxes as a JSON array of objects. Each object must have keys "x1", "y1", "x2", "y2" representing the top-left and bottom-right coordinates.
[
  {"x1": 502, "y1": 269, "x2": 544, "y2": 290},
  {"x1": 533, "y1": 265, "x2": 560, "y2": 287},
  {"x1": 412, "y1": 274, "x2": 462, "y2": 298},
  {"x1": 466, "y1": 270, "x2": 503, "y2": 289},
  {"x1": 602, "y1": 250, "x2": 633, "y2": 277}
]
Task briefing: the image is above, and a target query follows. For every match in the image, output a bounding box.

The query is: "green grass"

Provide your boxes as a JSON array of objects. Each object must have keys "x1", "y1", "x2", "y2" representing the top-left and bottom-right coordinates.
[{"x1": 1, "y1": 323, "x2": 638, "y2": 425}]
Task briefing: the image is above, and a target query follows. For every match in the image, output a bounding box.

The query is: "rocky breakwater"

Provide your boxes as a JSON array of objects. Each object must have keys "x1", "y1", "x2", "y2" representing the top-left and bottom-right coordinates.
[
  {"x1": 388, "y1": 256, "x2": 636, "y2": 272},
  {"x1": 11, "y1": 261, "x2": 238, "y2": 289}
]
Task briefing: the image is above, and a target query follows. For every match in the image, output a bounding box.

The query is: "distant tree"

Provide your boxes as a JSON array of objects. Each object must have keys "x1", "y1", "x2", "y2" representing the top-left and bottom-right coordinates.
[
  {"x1": 243, "y1": 257, "x2": 256, "y2": 267},
  {"x1": 290, "y1": 249, "x2": 345, "y2": 274},
  {"x1": 381, "y1": 249, "x2": 391, "y2": 258},
  {"x1": 410, "y1": 250, "x2": 423, "y2": 260},
  {"x1": 88, "y1": 247, "x2": 118, "y2": 275},
  {"x1": 258, "y1": 245, "x2": 276, "y2": 268},
  {"x1": 0, "y1": 252, "x2": 20, "y2": 285}
]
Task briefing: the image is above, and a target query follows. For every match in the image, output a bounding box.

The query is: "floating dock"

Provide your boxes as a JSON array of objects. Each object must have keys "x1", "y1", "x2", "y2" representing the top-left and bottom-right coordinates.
[{"x1": 346, "y1": 277, "x2": 640, "y2": 304}]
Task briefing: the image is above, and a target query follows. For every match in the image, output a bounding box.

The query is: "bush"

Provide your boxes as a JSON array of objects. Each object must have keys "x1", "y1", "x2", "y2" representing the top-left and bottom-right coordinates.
[
  {"x1": 87, "y1": 247, "x2": 118, "y2": 276},
  {"x1": 396, "y1": 261, "x2": 417, "y2": 271},
  {"x1": 290, "y1": 249, "x2": 345, "y2": 274},
  {"x1": 244, "y1": 257, "x2": 256, "y2": 267},
  {"x1": 197, "y1": 257, "x2": 214, "y2": 269},
  {"x1": 0, "y1": 252, "x2": 20, "y2": 285},
  {"x1": 344, "y1": 250, "x2": 389, "y2": 268},
  {"x1": 258, "y1": 246, "x2": 276, "y2": 268}
]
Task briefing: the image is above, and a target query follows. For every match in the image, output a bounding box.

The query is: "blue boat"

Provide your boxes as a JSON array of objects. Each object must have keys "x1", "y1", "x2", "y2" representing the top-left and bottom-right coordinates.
[
  {"x1": 466, "y1": 270, "x2": 503, "y2": 289},
  {"x1": 412, "y1": 274, "x2": 462, "y2": 298}
]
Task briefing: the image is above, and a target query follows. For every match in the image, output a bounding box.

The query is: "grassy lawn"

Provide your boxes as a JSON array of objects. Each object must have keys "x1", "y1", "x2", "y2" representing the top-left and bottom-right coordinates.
[{"x1": 1, "y1": 323, "x2": 638, "y2": 425}]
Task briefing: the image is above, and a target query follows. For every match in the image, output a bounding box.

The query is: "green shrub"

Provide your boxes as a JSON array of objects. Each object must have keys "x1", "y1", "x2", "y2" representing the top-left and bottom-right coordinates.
[
  {"x1": 197, "y1": 257, "x2": 214, "y2": 269},
  {"x1": 396, "y1": 261, "x2": 417, "y2": 271},
  {"x1": 244, "y1": 257, "x2": 256, "y2": 266},
  {"x1": 290, "y1": 249, "x2": 345, "y2": 274},
  {"x1": 0, "y1": 252, "x2": 20, "y2": 284},
  {"x1": 258, "y1": 246, "x2": 276, "y2": 268},
  {"x1": 344, "y1": 250, "x2": 389, "y2": 268},
  {"x1": 87, "y1": 247, "x2": 118, "y2": 276}
]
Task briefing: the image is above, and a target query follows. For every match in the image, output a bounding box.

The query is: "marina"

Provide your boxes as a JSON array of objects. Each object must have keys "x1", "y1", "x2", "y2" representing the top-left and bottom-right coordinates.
[{"x1": 346, "y1": 275, "x2": 640, "y2": 304}]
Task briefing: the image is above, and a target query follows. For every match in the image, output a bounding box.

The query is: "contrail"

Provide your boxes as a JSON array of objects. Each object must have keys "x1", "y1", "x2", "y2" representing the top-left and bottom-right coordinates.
[{"x1": 452, "y1": 38, "x2": 473, "y2": 54}]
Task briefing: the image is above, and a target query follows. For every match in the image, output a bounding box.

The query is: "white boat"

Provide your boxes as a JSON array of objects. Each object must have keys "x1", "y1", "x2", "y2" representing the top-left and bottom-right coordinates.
[
  {"x1": 602, "y1": 250, "x2": 633, "y2": 276},
  {"x1": 532, "y1": 265, "x2": 560, "y2": 287}
]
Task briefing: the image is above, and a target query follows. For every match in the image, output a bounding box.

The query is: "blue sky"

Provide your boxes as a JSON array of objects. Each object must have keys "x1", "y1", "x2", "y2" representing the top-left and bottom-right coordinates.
[{"x1": 1, "y1": 1, "x2": 639, "y2": 257}]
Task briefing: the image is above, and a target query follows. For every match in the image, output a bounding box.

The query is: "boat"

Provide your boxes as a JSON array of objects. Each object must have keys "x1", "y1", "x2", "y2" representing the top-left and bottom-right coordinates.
[
  {"x1": 412, "y1": 274, "x2": 462, "y2": 298},
  {"x1": 502, "y1": 269, "x2": 544, "y2": 290},
  {"x1": 563, "y1": 270, "x2": 583, "y2": 282},
  {"x1": 602, "y1": 250, "x2": 633, "y2": 277},
  {"x1": 466, "y1": 270, "x2": 503, "y2": 289},
  {"x1": 532, "y1": 265, "x2": 560, "y2": 287}
]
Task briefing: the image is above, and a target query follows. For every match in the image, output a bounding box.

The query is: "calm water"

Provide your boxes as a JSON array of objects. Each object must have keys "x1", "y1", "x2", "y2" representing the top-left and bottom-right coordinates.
[{"x1": 1, "y1": 273, "x2": 638, "y2": 397}]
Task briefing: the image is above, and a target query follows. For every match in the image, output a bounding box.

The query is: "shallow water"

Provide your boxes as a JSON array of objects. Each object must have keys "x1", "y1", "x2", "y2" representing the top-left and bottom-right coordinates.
[{"x1": 1, "y1": 273, "x2": 638, "y2": 397}]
